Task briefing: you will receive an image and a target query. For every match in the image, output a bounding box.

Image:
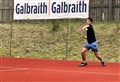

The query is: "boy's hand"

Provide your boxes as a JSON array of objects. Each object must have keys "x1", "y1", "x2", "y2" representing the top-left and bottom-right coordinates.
[
  {"x1": 79, "y1": 25, "x2": 89, "y2": 33},
  {"x1": 79, "y1": 28, "x2": 83, "y2": 33}
]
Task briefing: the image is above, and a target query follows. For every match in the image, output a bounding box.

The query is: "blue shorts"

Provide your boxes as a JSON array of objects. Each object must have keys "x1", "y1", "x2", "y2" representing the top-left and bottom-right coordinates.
[{"x1": 84, "y1": 41, "x2": 98, "y2": 52}]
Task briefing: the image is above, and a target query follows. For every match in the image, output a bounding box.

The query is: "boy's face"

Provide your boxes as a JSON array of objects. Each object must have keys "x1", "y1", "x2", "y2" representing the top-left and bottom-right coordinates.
[{"x1": 86, "y1": 19, "x2": 92, "y2": 25}]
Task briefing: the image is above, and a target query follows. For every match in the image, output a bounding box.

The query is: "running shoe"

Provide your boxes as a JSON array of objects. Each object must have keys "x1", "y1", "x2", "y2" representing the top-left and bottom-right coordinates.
[
  {"x1": 79, "y1": 62, "x2": 87, "y2": 67},
  {"x1": 101, "y1": 61, "x2": 106, "y2": 66}
]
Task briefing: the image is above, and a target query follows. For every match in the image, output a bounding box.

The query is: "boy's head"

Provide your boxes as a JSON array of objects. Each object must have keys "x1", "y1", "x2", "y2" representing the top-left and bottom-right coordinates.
[{"x1": 86, "y1": 18, "x2": 93, "y2": 25}]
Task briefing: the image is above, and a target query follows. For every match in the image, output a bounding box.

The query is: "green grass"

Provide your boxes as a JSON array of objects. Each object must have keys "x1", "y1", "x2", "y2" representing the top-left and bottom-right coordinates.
[{"x1": 0, "y1": 20, "x2": 120, "y2": 62}]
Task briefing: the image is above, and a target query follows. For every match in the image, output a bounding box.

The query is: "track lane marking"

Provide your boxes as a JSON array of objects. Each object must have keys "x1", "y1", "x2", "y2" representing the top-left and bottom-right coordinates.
[{"x1": 1, "y1": 66, "x2": 120, "y2": 76}]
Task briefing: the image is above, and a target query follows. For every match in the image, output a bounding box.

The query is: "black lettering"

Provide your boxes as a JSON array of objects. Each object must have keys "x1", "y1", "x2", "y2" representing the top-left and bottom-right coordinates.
[
  {"x1": 52, "y1": 2, "x2": 56, "y2": 13},
  {"x1": 16, "y1": 4, "x2": 20, "y2": 14}
]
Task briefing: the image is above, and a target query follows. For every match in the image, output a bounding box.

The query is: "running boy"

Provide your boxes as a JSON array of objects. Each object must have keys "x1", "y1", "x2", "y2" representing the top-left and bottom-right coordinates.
[{"x1": 79, "y1": 18, "x2": 106, "y2": 66}]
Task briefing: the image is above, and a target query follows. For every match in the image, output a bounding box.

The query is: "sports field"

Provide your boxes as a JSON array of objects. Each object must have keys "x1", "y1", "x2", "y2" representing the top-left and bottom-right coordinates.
[{"x1": 1, "y1": 57, "x2": 120, "y2": 82}]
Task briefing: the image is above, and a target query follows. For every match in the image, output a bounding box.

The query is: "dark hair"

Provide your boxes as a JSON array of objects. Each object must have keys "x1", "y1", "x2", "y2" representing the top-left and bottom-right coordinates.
[{"x1": 87, "y1": 18, "x2": 93, "y2": 22}]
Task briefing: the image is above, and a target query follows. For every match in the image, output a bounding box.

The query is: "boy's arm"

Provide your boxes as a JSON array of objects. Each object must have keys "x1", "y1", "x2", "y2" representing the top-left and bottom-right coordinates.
[{"x1": 79, "y1": 25, "x2": 89, "y2": 32}]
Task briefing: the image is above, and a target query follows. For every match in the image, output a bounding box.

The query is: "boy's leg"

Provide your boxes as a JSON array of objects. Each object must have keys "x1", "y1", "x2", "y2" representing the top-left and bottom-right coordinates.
[
  {"x1": 94, "y1": 52, "x2": 103, "y2": 61},
  {"x1": 94, "y1": 52, "x2": 106, "y2": 66},
  {"x1": 81, "y1": 47, "x2": 88, "y2": 61},
  {"x1": 91, "y1": 41, "x2": 106, "y2": 66},
  {"x1": 91, "y1": 42, "x2": 102, "y2": 61},
  {"x1": 80, "y1": 48, "x2": 88, "y2": 66}
]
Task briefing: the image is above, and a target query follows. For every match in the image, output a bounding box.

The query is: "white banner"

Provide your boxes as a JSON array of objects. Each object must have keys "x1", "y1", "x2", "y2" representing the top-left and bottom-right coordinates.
[{"x1": 14, "y1": 0, "x2": 89, "y2": 20}]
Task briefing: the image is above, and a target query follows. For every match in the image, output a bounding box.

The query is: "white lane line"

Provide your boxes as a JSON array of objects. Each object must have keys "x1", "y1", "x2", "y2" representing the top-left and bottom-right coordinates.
[
  {"x1": 1, "y1": 66, "x2": 120, "y2": 76},
  {"x1": 0, "y1": 66, "x2": 29, "y2": 71},
  {"x1": 1, "y1": 68, "x2": 29, "y2": 71},
  {"x1": 34, "y1": 68, "x2": 120, "y2": 76},
  {"x1": 1, "y1": 66, "x2": 19, "y2": 69}
]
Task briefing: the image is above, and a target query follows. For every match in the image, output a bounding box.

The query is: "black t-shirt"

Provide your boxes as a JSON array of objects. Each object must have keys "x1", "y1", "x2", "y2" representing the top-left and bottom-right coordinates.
[{"x1": 86, "y1": 25, "x2": 96, "y2": 43}]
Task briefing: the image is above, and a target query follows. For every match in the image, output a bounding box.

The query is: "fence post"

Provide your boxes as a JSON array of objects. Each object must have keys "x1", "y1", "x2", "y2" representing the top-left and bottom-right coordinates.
[
  {"x1": 9, "y1": 22, "x2": 13, "y2": 57},
  {"x1": 9, "y1": 2, "x2": 13, "y2": 57},
  {"x1": 63, "y1": 19, "x2": 70, "y2": 60},
  {"x1": 108, "y1": 0, "x2": 113, "y2": 21}
]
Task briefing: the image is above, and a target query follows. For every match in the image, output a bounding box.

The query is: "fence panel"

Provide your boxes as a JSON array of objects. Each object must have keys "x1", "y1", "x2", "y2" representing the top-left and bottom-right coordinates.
[
  {"x1": 0, "y1": 0, "x2": 2, "y2": 21},
  {"x1": 114, "y1": 0, "x2": 120, "y2": 21}
]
